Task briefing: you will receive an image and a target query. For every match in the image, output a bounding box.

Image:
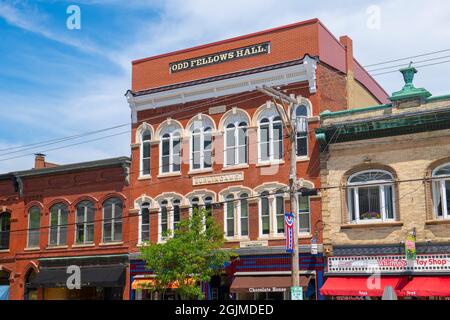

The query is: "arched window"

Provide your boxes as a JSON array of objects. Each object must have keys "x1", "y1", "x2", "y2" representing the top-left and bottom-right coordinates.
[
  {"x1": 432, "y1": 163, "x2": 450, "y2": 219},
  {"x1": 347, "y1": 170, "x2": 395, "y2": 223},
  {"x1": 141, "y1": 129, "x2": 151, "y2": 176},
  {"x1": 191, "y1": 197, "x2": 200, "y2": 214},
  {"x1": 297, "y1": 191, "x2": 311, "y2": 233},
  {"x1": 173, "y1": 199, "x2": 181, "y2": 230},
  {"x1": 260, "y1": 191, "x2": 270, "y2": 236},
  {"x1": 190, "y1": 118, "x2": 213, "y2": 171},
  {"x1": 0, "y1": 212, "x2": 10, "y2": 250},
  {"x1": 239, "y1": 193, "x2": 249, "y2": 237},
  {"x1": 24, "y1": 269, "x2": 37, "y2": 300},
  {"x1": 225, "y1": 194, "x2": 235, "y2": 237},
  {"x1": 103, "y1": 198, "x2": 123, "y2": 243},
  {"x1": 275, "y1": 190, "x2": 285, "y2": 234},
  {"x1": 140, "y1": 202, "x2": 150, "y2": 243},
  {"x1": 295, "y1": 104, "x2": 309, "y2": 157},
  {"x1": 160, "y1": 125, "x2": 181, "y2": 174},
  {"x1": 160, "y1": 200, "x2": 168, "y2": 240},
  {"x1": 49, "y1": 203, "x2": 68, "y2": 246},
  {"x1": 75, "y1": 200, "x2": 94, "y2": 244},
  {"x1": 27, "y1": 206, "x2": 40, "y2": 248},
  {"x1": 258, "y1": 115, "x2": 283, "y2": 162},
  {"x1": 225, "y1": 119, "x2": 248, "y2": 167}
]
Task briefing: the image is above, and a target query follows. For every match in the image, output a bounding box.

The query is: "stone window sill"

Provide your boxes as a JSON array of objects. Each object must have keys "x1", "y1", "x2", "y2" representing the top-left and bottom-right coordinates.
[
  {"x1": 425, "y1": 219, "x2": 450, "y2": 226},
  {"x1": 137, "y1": 175, "x2": 152, "y2": 181},
  {"x1": 225, "y1": 236, "x2": 250, "y2": 242},
  {"x1": 157, "y1": 172, "x2": 182, "y2": 179},
  {"x1": 46, "y1": 245, "x2": 69, "y2": 250},
  {"x1": 99, "y1": 242, "x2": 123, "y2": 246},
  {"x1": 296, "y1": 156, "x2": 310, "y2": 162},
  {"x1": 24, "y1": 247, "x2": 40, "y2": 251},
  {"x1": 188, "y1": 168, "x2": 214, "y2": 175},
  {"x1": 222, "y1": 164, "x2": 249, "y2": 171},
  {"x1": 0, "y1": 249, "x2": 10, "y2": 253},
  {"x1": 72, "y1": 243, "x2": 95, "y2": 248},
  {"x1": 256, "y1": 160, "x2": 285, "y2": 167},
  {"x1": 341, "y1": 221, "x2": 403, "y2": 229}
]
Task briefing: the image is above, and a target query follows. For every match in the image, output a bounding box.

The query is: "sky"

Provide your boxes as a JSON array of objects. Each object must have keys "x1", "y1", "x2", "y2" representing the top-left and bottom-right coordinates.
[{"x1": 0, "y1": 0, "x2": 449, "y2": 172}]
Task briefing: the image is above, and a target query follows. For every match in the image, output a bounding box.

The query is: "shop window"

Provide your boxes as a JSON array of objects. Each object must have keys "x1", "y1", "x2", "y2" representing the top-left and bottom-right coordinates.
[
  {"x1": 27, "y1": 206, "x2": 40, "y2": 248},
  {"x1": 224, "y1": 116, "x2": 248, "y2": 167},
  {"x1": 75, "y1": 200, "x2": 95, "y2": 244},
  {"x1": 295, "y1": 104, "x2": 309, "y2": 157},
  {"x1": 0, "y1": 212, "x2": 10, "y2": 250},
  {"x1": 103, "y1": 198, "x2": 123, "y2": 243},
  {"x1": 347, "y1": 170, "x2": 395, "y2": 223},
  {"x1": 432, "y1": 163, "x2": 450, "y2": 219},
  {"x1": 49, "y1": 203, "x2": 68, "y2": 246},
  {"x1": 141, "y1": 129, "x2": 151, "y2": 176},
  {"x1": 140, "y1": 202, "x2": 150, "y2": 243}
]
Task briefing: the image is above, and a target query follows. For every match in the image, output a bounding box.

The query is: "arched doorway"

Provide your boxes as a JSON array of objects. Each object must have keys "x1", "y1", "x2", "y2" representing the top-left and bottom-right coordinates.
[
  {"x1": 24, "y1": 269, "x2": 38, "y2": 300},
  {"x1": 0, "y1": 270, "x2": 10, "y2": 300}
]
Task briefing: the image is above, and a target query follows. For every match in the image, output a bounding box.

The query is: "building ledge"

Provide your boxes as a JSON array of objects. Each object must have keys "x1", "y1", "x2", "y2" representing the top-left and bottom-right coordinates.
[
  {"x1": 157, "y1": 172, "x2": 182, "y2": 179},
  {"x1": 0, "y1": 249, "x2": 10, "y2": 254},
  {"x1": 425, "y1": 219, "x2": 450, "y2": 226},
  {"x1": 99, "y1": 242, "x2": 124, "y2": 247},
  {"x1": 222, "y1": 164, "x2": 249, "y2": 171},
  {"x1": 340, "y1": 221, "x2": 403, "y2": 229},
  {"x1": 137, "y1": 175, "x2": 152, "y2": 181}
]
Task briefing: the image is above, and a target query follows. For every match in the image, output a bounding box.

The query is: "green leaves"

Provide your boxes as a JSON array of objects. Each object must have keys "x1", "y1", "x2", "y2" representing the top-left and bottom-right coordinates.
[{"x1": 139, "y1": 207, "x2": 235, "y2": 299}]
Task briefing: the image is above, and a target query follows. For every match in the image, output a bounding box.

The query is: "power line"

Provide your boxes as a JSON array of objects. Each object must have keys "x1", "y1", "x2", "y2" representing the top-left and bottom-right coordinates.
[
  {"x1": 371, "y1": 59, "x2": 450, "y2": 76},
  {"x1": 367, "y1": 54, "x2": 450, "y2": 73},
  {"x1": 364, "y1": 48, "x2": 450, "y2": 68}
]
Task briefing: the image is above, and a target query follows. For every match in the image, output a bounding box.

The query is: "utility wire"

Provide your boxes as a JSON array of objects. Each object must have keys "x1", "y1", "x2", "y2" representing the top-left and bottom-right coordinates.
[{"x1": 364, "y1": 48, "x2": 450, "y2": 68}]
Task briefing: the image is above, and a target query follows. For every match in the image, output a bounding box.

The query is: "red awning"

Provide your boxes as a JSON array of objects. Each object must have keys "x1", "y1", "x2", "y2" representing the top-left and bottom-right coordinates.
[
  {"x1": 399, "y1": 277, "x2": 450, "y2": 297},
  {"x1": 320, "y1": 276, "x2": 409, "y2": 297}
]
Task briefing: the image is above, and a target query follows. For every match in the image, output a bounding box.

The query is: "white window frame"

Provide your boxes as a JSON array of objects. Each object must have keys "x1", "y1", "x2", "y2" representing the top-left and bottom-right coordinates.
[
  {"x1": 27, "y1": 206, "x2": 40, "y2": 249},
  {"x1": 159, "y1": 130, "x2": 181, "y2": 175},
  {"x1": 258, "y1": 192, "x2": 271, "y2": 237},
  {"x1": 190, "y1": 127, "x2": 213, "y2": 171},
  {"x1": 432, "y1": 163, "x2": 450, "y2": 219},
  {"x1": 48, "y1": 204, "x2": 68, "y2": 247},
  {"x1": 140, "y1": 129, "x2": 152, "y2": 177},
  {"x1": 224, "y1": 194, "x2": 235, "y2": 238},
  {"x1": 257, "y1": 116, "x2": 283, "y2": 164},
  {"x1": 138, "y1": 202, "x2": 151, "y2": 244},
  {"x1": 347, "y1": 170, "x2": 396, "y2": 224},
  {"x1": 238, "y1": 193, "x2": 249, "y2": 238},
  {"x1": 294, "y1": 104, "x2": 309, "y2": 159},
  {"x1": 102, "y1": 198, "x2": 122, "y2": 243},
  {"x1": 224, "y1": 121, "x2": 248, "y2": 167},
  {"x1": 75, "y1": 201, "x2": 95, "y2": 245},
  {"x1": 296, "y1": 192, "x2": 311, "y2": 234}
]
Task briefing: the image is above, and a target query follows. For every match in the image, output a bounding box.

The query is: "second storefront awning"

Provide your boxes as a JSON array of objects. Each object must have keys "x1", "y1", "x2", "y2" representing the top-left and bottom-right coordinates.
[
  {"x1": 132, "y1": 278, "x2": 195, "y2": 290},
  {"x1": 399, "y1": 276, "x2": 450, "y2": 297},
  {"x1": 230, "y1": 275, "x2": 310, "y2": 293},
  {"x1": 320, "y1": 276, "x2": 409, "y2": 297},
  {"x1": 29, "y1": 265, "x2": 125, "y2": 288}
]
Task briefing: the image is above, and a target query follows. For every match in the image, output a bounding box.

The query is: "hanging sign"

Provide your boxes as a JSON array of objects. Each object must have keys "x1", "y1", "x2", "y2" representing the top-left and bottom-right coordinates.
[
  {"x1": 169, "y1": 42, "x2": 270, "y2": 73},
  {"x1": 291, "y1": 286, "x2": 303, "y2": 300},
  {"x1": 285, "y1": 212, "x2": 295, "y2": 253},
  {"x1": 405, "y1": 232, "x2": 416, "y2": 261},
  {"x1": 310, "y1": 236, "x2": 318, "y2": 255}
]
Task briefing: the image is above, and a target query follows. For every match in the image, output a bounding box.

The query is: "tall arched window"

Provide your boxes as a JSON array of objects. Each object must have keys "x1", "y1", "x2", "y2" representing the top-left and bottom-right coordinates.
[
  {"x1": 225, "y1": 194, "x2": 235, "y2": 237},
  {"x1": 295, "y1": 104, "x2": 309, "y2": 157},
  {"x1": 260, "y1": 191, "x2": 270, "y2": 236},
  {"x1": 160, "y1": 200, "x2": 168, "y2": 241},
  {"x1": 258, "y1": 114, "x2": 283, "y2": 162},
  {"x1": 27, "y1": 206, "x2": 40, "y2": 248},
  {"x1": 190, "y1": 118, "x2": 213, "y2": 171},
  {"x1": 347, "y1": 170, "x2": 395, "y2": 223},
  {"x1": 297, "y1": 191, "x2": 311, "y2": 233},
  {"x1": 0, "y1": 212, "x2": 11, "y2": 250},
  {"x1": 225, "y1": 118, "x2": 248, "y2": 167},
  {"x1": 239, "y1": 193, "x2": 249, "y2": 237},
  {"x1": 75, "y1": 200, "x2": 94, "y2": 244},
  {"x1": 103, "y1": 198, "x2": 123, "y2": 243},
  {"x1": 173, "y1": 199, "x2": 181, "y2": 230},
  {"x1": 140, "y1": 202, "x2": 150, "y2": 243},
  {"x1": 160, "y1": 124, "x2": 181, "y2": 174},
  {"x1": 275, "y1": 190, "x2": 285, "y2": 234},
  {"x1": 49, "y1": 203, "x2": 68, "y2": 246},
  {"x1": 141, "y1": 129, "x2": 151, "y2": 176},
  {"x1": 432, "y1": 163, "x2": 450, "y2": 219}
]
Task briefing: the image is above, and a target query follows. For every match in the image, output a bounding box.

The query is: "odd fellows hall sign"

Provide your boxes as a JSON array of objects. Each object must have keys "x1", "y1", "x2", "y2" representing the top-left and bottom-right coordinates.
[{"x1": 169, "y1": 42, "x2": 271, "y2": 73}]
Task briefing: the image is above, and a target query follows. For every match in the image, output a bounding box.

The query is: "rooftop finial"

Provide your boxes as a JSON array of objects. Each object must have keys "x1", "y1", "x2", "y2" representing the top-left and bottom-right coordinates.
[{"x1": 389, "y1": 63, "x2": 431, "y2": 102}]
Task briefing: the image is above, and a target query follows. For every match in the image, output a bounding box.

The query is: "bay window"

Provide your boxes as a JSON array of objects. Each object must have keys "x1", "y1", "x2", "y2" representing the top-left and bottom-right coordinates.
[{"x1": 347, "y1": 170, "x2": 395, "y2": 223}]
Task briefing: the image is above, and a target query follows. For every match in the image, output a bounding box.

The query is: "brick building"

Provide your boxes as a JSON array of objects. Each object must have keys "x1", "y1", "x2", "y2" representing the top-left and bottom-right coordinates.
[
  {"x1": 125, "y1": 18, "x2": 388, "y2": 300},
  {"x1": 317, "y1": 67, "x2": 450, "y2": 299},
  {"x1": 0, "y1": 155, "x2": 131, "y2": 300}
]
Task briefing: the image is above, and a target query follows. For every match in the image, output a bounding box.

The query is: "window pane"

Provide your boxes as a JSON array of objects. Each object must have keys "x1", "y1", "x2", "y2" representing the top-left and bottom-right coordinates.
[
  {"x1": 240, "y1": 198, "x2": 248, "y2": 236},
  {"x1": 358, "y1": 187, "x2": 381, "y2": 220},
  {"x1": 143, "y1": 142, "x2": 150, "y2": 158},
  {"x1": 114, "y1": 222, "x2": 122, "y2": 241},
  {"x1": 86, "y1": 223, "x2": 94, "y2": 242},
  {"x1": 162, "y1": 155, "x2": 170, "y2": 173},
  {"x1": 103, "y1": 222, "x2": 112, "y2": 242},
  {"x1": 173, "y1": 137, "x2": 181, "y2": 171},
  {"x1": 49, "y1": 227, "x2": 58, "y2": 246},
  {"x1": 0, "y1": 213, "x2": 10, "y2": 250},
  {"x1": 273, "y1": 122, "x2": 283, "y2": 160},
  {"x1": 261, "y1": 197, "x2": 270, "y2": 235},
  {"x1": 141, "y1": 207, "x2": 150, "y2": 242},
  {"x1": 296, "y1": 134, "x2": 308, "y2": 157},
  {"x1": 204, "y1": 150, "x2": 212, "y2": 168},
  {"x1": 384, "y1": 185, "x2": 394, "y2": 219},
  {"x1": 276, "y1": 196, "x2": 284, "y2": 233},
  {"x1": 260, "y1": 124, "x2": 270, "y2": 161},
  {"x1": 349, "y1": 188, "x2": 356, "y2": 221},
  {"x1": 60, "y1": 226, "x2": 67, "y2": 246},
  {"x1": 299, "y1": 213, "x2": 310, "y2": 233},
  {"x1": 161, "y1": 207, "x2": 168, "y2": 234},
  {"x1": 226, "y1": 146, "x2": 236, "y2": 166},
  {"x1": 173, "y1": 205, "x2": 181, "y2": 226}
]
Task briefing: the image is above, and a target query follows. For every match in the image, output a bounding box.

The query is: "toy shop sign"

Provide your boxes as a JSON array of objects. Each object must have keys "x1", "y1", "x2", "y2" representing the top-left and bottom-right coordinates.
[
  {"x1": 169, "y1": 42, "x2": 270, "y2": 73},
  {"x1": 327, "y1": 254, "x2": 450, "y2": 274}
]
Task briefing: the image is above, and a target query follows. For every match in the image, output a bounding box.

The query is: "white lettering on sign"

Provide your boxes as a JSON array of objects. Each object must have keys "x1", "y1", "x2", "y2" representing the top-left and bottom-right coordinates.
[
  {"x1": 192, "y1": 172, "x2": 244, "y2": 186},
  {"x1": 328, "y1": 254, "x2": 450, "y2": 274},
  {"x1": 249, "y1": 287, "x2": 287, "y2": 293}
]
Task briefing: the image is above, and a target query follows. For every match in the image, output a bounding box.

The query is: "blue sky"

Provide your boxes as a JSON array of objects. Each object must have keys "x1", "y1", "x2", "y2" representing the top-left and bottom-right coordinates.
[{"x1": 1, "y1": 0, "x2": 450, "y2": 172}]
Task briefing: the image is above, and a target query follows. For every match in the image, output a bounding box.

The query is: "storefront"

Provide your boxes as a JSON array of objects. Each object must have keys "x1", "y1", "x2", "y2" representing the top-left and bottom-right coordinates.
[
  {"x1": 321, "y1": 250, "x2": 450, "y2": 300},
  {"x1": 29, "y1": 255, "x2": 128, "y2": 300}
]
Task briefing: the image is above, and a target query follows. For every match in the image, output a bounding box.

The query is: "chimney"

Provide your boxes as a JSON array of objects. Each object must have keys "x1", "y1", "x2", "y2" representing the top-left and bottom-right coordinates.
[
  {"x1": 34, "y1": 153, "x2": 46, "y2": 169},
  {"x1": 339, "y1": 35, "x2": 354, "y2": 74}
]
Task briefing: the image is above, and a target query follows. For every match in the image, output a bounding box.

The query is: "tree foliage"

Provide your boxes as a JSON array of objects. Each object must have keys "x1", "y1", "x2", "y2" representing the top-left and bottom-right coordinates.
[{"x1": 139, "y1": 208, "x2": 236, "y2": 299}]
